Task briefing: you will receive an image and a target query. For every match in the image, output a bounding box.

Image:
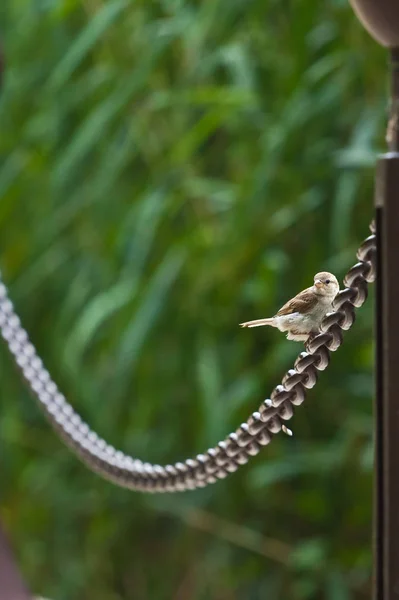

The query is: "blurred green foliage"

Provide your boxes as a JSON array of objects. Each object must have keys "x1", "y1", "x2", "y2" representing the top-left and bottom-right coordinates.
[{"x1": 0, "y1": 0, "x2": 382, "y2": 598}]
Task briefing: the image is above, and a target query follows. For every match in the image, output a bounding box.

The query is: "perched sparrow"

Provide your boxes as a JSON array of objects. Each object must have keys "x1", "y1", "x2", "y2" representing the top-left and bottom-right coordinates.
[{"x1": 240, "y1": 272, "x2": 339, "y2": 342}]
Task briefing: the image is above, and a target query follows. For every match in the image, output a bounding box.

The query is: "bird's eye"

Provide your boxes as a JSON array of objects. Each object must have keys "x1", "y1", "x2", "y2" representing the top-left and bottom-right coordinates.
[{"x1": 325, "y1": 279, "x2": 330, "y2": 284}]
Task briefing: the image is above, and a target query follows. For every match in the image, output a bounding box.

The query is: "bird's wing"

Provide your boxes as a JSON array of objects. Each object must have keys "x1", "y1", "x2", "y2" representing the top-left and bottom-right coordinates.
[{"x1": 276, "y1": 287, "x2": 318, "y2": 316}]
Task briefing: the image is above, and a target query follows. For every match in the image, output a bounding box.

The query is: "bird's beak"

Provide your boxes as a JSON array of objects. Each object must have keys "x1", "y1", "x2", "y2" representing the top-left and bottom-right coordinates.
[{"x1": 314, "y1": 279, "x2": 323, "y2": 289}]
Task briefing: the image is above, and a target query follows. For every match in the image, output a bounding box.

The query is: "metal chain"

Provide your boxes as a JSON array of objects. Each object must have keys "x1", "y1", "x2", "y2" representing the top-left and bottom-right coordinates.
[{"x1": 0, "y1": 223, "x2": 376, "y2": 492}]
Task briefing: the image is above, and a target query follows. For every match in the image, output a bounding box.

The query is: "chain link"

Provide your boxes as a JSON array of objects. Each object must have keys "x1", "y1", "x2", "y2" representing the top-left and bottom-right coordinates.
[{"x1": 0, "y1": 222, "x2": 376, "y2": 492}]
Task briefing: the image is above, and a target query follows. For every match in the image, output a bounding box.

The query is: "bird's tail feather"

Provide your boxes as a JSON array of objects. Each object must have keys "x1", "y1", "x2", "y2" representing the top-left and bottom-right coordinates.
[{"x1": 240, "y1": 318, "x2": 274, "y2": 328}]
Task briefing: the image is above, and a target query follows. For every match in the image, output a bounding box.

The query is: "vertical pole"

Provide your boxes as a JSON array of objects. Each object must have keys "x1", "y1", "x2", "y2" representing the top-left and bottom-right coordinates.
[
  {"x1": 348, "y1": 0, "x2": 399, "y2": 595},
  {"x1": 375, "y1": 48, "x2": 399, "y2": 600}
]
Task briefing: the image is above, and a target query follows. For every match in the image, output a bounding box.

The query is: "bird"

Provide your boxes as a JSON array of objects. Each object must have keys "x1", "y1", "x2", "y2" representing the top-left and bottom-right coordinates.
[{"x1": 240, "y1": 272, "x2": 339, "y2": 342}]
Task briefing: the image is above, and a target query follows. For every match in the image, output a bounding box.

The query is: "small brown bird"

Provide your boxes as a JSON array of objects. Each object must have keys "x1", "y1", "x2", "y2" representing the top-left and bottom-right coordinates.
[{"x1": 240, "y1": 272, "x2": 339, "y2": 342}]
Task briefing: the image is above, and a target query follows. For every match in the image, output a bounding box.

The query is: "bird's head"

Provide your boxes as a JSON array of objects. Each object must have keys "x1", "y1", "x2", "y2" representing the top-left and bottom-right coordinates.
[{"x1": 313, "y1": 272, "x2": 339, "y2": 297}]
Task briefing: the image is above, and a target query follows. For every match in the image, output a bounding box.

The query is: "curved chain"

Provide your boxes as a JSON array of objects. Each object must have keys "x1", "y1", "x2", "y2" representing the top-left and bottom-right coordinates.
[{"x1": 0, "y1": 223, "x2": 376, "y2": 492}]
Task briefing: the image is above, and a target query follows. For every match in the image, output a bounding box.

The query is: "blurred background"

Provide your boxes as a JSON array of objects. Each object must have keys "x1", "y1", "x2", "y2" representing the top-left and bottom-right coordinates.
[{"x1": 0, "y1": 0, "x2": 383, "y2": 598}]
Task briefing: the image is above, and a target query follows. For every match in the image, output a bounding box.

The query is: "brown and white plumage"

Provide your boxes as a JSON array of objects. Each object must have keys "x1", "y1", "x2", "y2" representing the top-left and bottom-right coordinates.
[{"x1": 240, "y1": 272, "x2": 339, "y2": 342}]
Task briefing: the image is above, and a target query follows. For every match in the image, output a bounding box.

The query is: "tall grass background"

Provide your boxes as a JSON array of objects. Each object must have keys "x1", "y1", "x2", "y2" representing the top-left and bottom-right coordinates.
[{"x1": 0, "y1": 0, "x2": 383, "y2": 598}]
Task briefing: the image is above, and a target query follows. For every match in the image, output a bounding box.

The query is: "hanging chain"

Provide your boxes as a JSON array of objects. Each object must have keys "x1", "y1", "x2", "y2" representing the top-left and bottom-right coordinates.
[{"x1": 0, "y1": 223, "x2": 376, "y2": 492}]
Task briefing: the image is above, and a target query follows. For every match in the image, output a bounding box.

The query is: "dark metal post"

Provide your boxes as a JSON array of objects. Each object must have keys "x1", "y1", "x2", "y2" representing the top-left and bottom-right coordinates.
[
  {"x1": 375, "y1": 52, "x2": 399, "y2": 599},
  {"x1": 348, "y1": 2, "x2": 399, "y2": 598},
  {"x1": 375, "y1": 63, "x2": 399, "y2": 600}
]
